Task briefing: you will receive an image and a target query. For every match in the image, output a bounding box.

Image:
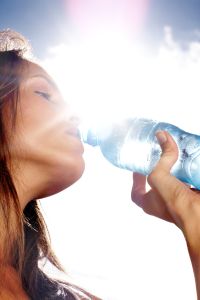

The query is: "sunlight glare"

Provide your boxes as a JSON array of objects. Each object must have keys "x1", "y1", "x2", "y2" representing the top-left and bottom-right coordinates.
[{"x1": 42, "y1": 26, "x2": 200, "y2": 136}]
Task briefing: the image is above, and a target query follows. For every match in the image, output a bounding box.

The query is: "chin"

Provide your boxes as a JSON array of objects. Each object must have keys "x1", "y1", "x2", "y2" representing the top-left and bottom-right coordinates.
[
  {"x1": 64, "y1": 158, "x2": 85, "y2": 188},
  {"x1": 44, "y1": 157, "x2": 85, "y2": 197}
]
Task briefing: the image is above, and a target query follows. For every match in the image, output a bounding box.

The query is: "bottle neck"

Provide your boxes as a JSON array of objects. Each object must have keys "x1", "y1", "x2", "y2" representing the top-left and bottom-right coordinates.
[{"x1": 79, "y1": 125, "x2": 99, "y2": 146}]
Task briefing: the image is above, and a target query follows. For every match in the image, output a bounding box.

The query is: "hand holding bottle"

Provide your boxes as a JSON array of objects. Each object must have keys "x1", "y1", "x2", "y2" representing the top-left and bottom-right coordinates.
[
  {"x1": 81, "y1": 118, "x2": 200, "y2": 189},
  {"x1": 131, "y1": 130, "x2": 200, "y2": 253}
]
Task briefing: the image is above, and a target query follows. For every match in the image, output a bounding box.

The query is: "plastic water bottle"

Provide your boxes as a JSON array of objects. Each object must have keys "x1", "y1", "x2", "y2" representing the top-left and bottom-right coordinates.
[{"x1": 80, "y1": 117, "x2": 200, "y2": 189}]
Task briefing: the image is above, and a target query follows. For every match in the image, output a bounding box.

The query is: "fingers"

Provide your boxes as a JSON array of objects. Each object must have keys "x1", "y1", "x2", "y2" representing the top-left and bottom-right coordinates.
[
  {"x1": 131, "y1": 130, "x2": 199, "y2": 230},
  {"x1": 131, "y1": 173, "x2": 146, "y2": 208},
  {"x1": 132, "y1": 173, "x2": 146, "y2": 194},
  {"x1": 132, "y1": 172, "x2": 175, "y2": 222}
]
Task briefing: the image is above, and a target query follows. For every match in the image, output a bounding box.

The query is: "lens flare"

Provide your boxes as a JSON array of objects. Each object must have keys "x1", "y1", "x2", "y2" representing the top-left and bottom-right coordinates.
[{"x1": 67, "y1": 0, "x2": 150, "y2": 38}]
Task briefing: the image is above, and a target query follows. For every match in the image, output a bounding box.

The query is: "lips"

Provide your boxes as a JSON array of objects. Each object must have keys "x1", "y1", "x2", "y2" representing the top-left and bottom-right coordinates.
[{"x1": 64, "y1": 126, "x2": 84, "y2": 154}]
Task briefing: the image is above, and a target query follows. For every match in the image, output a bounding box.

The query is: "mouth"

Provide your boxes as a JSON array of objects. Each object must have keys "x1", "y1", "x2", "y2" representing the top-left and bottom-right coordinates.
[{"x1": 64, "y1": 126, "x2": 85, "y2": 154}]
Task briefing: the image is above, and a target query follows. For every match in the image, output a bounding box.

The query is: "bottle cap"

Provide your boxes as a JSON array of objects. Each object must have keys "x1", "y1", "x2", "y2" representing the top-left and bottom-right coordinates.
[{"x1": 78, "y1": 125, "x2": 99, "y2": 146}]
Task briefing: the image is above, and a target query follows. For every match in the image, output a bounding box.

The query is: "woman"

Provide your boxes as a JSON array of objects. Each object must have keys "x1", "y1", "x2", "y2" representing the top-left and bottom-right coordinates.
[
  {"x1": 1, "y1": 29, "x2": 200, "y2": 299},
  {"x1": 0, "y1": 30, "x2": 100, "y2": 300}
]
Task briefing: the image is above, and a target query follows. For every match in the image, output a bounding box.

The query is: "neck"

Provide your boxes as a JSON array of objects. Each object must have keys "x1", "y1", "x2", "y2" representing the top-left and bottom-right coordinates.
[{"x1": 12, "y1": 160, "x2": 51, "y2": 210}]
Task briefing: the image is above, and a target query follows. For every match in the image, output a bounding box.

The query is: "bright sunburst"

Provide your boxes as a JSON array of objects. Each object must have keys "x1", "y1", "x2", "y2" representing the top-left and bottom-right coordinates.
[{"x1": 42, "y1": 26, "x2": 200, "y2": 136}]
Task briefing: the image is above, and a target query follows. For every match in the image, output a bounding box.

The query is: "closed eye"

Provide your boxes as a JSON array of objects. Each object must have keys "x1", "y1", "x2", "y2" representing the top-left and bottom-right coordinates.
[{"x1": 35, "y1": 90, "x2": 51, "y2": 101}]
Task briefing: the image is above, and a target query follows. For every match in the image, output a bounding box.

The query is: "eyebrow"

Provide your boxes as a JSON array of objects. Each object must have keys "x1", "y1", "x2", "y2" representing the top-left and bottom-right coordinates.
[{"x1": 30, "y1": 74, "x2": 58, "y2": 90}]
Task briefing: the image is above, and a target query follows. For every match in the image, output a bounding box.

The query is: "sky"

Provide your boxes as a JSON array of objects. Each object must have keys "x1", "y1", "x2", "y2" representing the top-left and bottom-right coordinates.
[
  {"x1": 144, "y1": 0, "x2": 200, "y2": 42},
  {"x1": 1, "y1": 0, "x2": 200, "y2": 57},
  {"x1": 1, "y1": 1, "x2": 200, "y2": 300},
  {"x1": 0, "y1": 0, "x2": 68, "y2": 57}
]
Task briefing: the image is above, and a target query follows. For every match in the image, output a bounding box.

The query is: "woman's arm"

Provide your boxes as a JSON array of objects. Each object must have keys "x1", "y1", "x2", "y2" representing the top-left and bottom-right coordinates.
[
  {"x1": 131, "y1": 130, "x2": 200, "y2": 300},
  {"x1": 187, "y1": 241, "x2": 200, "y2": 299}
]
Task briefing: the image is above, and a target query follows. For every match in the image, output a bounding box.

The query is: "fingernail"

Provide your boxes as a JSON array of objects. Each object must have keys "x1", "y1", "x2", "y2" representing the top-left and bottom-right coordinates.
[{"x1": 156, "y1": 131, "x2": 167, "y2": 145}]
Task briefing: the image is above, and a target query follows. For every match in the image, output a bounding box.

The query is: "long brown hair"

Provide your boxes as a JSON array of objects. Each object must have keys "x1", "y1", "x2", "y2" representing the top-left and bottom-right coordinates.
[{"x1": 0, "y1": 31, "x2": 100, "y2": 300}]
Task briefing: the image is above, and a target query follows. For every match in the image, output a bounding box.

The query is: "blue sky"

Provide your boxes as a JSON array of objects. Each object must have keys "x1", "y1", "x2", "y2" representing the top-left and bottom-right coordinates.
[
  {"x1": 0, "y1": 0, "x2": 68, "y2": 57},
  {"x1": 1, "y1": 0, "x2": 200, "y2": 58},
  {"x1": 145, "y1": 0, "x2": 200, "y2": 45}
]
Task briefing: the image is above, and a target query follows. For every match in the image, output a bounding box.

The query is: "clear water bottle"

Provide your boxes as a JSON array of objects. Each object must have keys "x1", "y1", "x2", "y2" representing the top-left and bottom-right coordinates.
[{"x1": 80, "y1": 118, "x2": 200, "y2": 189}]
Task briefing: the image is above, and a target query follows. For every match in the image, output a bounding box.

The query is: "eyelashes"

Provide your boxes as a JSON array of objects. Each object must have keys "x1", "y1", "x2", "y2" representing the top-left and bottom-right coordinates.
[{"x1": 35, "y1": 90, "x2": 51, "y2": 101}]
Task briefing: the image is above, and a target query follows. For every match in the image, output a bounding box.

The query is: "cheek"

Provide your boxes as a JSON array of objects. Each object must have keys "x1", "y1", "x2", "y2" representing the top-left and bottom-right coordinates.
[
  {"x1": 18, "y1": 90, "x2": 57, "y2": 138},
  {"x1": 15, "y1": 126, "x2": 85, "y2": 179},
  {"x1": 46, "y1": 137, "x2": 85, "y2": 180},
  {"x1": 10, "y1": 95, "x2": 85, "y2": 187},
  {"x1": 14, "y1": 104, "x2": 61, "y2": 154}
]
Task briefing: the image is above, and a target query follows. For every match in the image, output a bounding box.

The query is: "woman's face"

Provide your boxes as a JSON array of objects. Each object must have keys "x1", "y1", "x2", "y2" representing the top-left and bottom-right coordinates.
[{"x1": 9, "y1": 62, "x2": 85, "y2": 200}]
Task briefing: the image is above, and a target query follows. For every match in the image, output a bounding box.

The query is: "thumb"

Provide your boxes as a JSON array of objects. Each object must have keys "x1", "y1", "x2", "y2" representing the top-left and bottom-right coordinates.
[
  {"x1": 147, "y1": 130, "x2": 190, "y2": 222},
  {"x1": 154, "y1": 130, "x2": 179, "y2": 172}
]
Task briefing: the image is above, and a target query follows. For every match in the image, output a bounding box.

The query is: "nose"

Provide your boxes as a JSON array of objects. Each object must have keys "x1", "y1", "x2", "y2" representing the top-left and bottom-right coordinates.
[
  {"x1": 69, "y1": 114, "x2": 81, "y2": 127},
  {"x1": 59, "y1": 102, "x2": 82, "y2": 127}
]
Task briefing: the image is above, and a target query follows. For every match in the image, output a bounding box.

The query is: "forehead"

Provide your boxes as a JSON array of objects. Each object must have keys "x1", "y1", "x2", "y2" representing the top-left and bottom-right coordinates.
[
  {"x1": 20, "y1": 62, "x2": 57, "y2": 91},
  {"x1": 22, "y1": 62, "x2": 51, "y2": 80}
]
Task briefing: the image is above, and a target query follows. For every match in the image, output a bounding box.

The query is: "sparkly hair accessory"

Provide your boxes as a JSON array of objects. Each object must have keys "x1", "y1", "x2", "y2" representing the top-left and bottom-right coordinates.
[{"x1": 0, "y1": 29, "x2": 32, "y2": 58}]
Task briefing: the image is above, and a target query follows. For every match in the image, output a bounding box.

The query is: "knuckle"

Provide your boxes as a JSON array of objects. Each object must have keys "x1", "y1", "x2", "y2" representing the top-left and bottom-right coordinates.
[
  {"x1": 147, "y1": 174, "x2": 153, "y2": 187},
  {"x1": 131, "y1": 193, "x2": 143, "y2": 209},
  {"x1": 131, "y1": 190, "x2": 136, "y2": 201},
  {"x1": 162, "y1": 152, "x2": 177, "y2": 164},
  {"x1": 147, "y1": 169, "x2": 162, "y2": 186},
  {"x1": 163, "y1": 147, "x2": 179, "y2": 160},
  {"x1": 142, "y1": 204, "x2": 150, "y2": 214}
]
